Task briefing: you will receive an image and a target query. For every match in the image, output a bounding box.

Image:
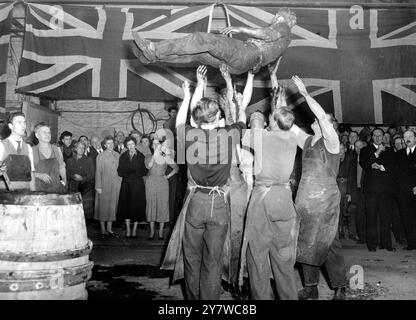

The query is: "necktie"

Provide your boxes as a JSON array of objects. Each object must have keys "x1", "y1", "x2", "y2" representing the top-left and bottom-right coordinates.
[
  {"x1": 408, "y1": 148, "x2": 411, "y2": 156},
  {"x1": 16, "y1": 141, "x2": 22, "y2": 154}
]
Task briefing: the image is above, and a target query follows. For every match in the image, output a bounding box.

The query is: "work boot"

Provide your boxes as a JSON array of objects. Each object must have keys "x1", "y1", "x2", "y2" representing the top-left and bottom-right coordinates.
[
  {"x1": 298, "y1": 286, "x2": 319, "y2": 300},
  {"x1": 332, "y1": 287, "x2": 346, "y2": 300}
]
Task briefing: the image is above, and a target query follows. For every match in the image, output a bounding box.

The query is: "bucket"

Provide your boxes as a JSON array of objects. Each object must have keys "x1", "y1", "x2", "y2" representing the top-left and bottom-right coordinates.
[{"x1": 0, "y1": 192, "x2": 93, "y2": 300}]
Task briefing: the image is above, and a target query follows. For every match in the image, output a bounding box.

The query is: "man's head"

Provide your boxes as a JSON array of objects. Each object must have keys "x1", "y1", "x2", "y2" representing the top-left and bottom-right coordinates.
[
  {"x1": 250, "y1": 112, "x2": 266, "y2": 129},
  {"x1": 192, "y1": 98, "x2": 220, "y2": 126},
  {"x1": 394, "y1": 136, "x2": 406, "y2": 151},
  {"x1": 349, "y1": 131, "x2": 359, "y2": 146},
  {"x1": 116, "y1": 131, "x2": 125, "y2": 144},
  {"x1": 90, "y1": 135, "x2": 101, "y2": 149},
  {"x1": 371, "y1": 128, "x2": 384, "y2": 146},
  {"x1": 60, "y1": 131, "x2": 73, "y2": 147},
  {"x1": 404, "y1": 130, "x2": 416, "y2": 149},
  {"x1": 34, "y1": 122, "x2": 51, "y2": 144},
  {"x1": 273, "y1": 7, "x2": 297, "y2": 29},
  {"x1": 7, "y1": 112, "x2": 26, "y2": 137},
  {"x1": 270, "y1": 107, "x2": 295, "y2": 131},
  {"x1": 354, "y1": 140, "x2": 366, "y2": 155},
  {"x1": 79, "y1": 135, "x2": 89, "y2": 147},
  {"x1": 383, "y1": 132, "x2": 391, "y2": 146},
  {"x1": 167, "y1": 106, "x2": 178, "y2": 118}
]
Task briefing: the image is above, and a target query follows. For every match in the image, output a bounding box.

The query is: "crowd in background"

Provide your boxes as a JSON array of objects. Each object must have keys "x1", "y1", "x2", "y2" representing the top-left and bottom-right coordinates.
[
  {"x1": 24, "y1": 110, "x2": 186, "y2": 241},
  {"x1": 334, "y1": 125, "x2": 416, "y2": 251}
]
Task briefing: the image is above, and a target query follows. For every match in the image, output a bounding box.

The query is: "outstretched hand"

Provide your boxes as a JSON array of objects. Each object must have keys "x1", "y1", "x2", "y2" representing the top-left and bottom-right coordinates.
[
  {"x1": 196, "y1": 65, "x2": 207, "y2": 85},
  {"x1": 220, "y1": 64, "x2": 231, "y2": 82},
  {"x1": 182, "y1": 80, "x2": 190, "y2": 96},
  {"x1": 220, "y1": 27, "x2": 240, "y2": 36},
  {"x1": 292, "y1": 75, "x2": 309, "y2": 97}
]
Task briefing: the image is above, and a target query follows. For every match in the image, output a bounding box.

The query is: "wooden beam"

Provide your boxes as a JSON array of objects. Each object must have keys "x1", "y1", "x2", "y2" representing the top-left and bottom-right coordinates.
[{"x1": 11, "y1": 0, "x2": 416, "y2": 9}]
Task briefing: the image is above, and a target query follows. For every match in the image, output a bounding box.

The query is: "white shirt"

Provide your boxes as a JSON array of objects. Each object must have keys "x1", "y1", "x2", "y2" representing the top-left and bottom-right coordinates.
[
  {"x1": 407, "y1": 145, "x2": 416, "y2": 155},
  {"x1": 0, "y1": 134, "x2": 35, "y2": 171}
]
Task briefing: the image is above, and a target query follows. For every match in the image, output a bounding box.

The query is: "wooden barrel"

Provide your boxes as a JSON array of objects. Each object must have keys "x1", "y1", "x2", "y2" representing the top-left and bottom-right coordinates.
[{"x1": 0, "y1": 192, "x2": 93, "y2": 300}]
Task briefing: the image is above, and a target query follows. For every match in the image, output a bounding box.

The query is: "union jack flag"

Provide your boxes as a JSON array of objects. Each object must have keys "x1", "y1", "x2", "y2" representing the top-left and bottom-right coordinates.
[
  {"x1": 0, "y1": 3, "x2": 13, "y2": 120},
  {"x1": 16, "y1": 3, "x2": 416, "y2": 125}
]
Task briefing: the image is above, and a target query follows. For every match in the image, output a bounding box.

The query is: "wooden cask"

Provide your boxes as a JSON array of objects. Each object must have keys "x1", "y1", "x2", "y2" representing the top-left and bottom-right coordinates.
[{"x1": 0, "y1": 192, "x2": 93, "y2": 300}]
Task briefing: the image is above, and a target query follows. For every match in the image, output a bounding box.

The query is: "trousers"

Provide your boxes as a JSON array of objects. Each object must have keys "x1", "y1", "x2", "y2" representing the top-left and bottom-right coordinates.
[
  {"x1": 183, "y1": 190, "x2": 229, "y2": 300},
  {"x1": 245, "y1": 185, "x2": 298, "y2": 300}
]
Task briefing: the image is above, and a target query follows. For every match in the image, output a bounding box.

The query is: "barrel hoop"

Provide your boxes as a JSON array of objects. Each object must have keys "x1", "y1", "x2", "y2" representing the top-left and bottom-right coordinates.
[
  {"x1": 0, "y1": 240, "x2": 93, "y2": 262},
  {"x1": 0, "y1": 261, "x2": 93, "y2": 293},
  {"x1": 0, "y1": 192, "x2": 83, "y2": 205}
]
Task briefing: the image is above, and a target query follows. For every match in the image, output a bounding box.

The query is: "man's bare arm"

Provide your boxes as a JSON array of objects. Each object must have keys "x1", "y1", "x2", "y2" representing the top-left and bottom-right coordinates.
[
  {"x1": 176, "y1": 80, "x2": 191, "y2": 128},
  {"x1": 220, "y1": 64, "x2": 236, "y2": 124},
  {"x1": 242, "y1": 71, "x2": 254, "y2": 110},
  {"x1": 190, "y1": 65, "x2": 207, "y2": 111},
  {"x1": 292, "y1": 75, "x2": 339, "y2": 153}
]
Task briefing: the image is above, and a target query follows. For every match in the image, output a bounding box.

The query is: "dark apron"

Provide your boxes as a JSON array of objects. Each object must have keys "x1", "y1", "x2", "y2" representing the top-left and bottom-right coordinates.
[
  {"x1": 2, "y1": 154, "x2": 31, "y2": 190},
  {"x1": 295, "y1": 137, "x2": 340, "y2": 266},
  {"x1": 34, "y1": 148, "x2": 64, "y2": 193}
]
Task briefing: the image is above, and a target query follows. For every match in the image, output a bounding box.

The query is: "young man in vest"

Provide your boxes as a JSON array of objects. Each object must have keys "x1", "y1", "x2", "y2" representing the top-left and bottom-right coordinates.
[{"x1": 0, "y1": 112, "x2": 36, "y2": 191}]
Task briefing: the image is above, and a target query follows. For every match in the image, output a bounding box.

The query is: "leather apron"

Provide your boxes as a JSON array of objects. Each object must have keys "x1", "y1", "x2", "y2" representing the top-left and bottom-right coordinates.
[
  {"x1": 295, "y1": 137, "x2": 340, "y2": 266},
  {"x1": 33, "y1": 146, "x2": 64, "y2": 193}
]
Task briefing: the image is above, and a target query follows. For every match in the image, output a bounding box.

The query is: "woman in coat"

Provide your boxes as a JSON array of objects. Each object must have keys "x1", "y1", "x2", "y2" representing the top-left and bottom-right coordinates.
[
  {"x1": 94, "y1": 136, "x2": 122, "y2": 238},
  {"x1": 117, "y1": 136, "x2": 148, "y2": 238}
]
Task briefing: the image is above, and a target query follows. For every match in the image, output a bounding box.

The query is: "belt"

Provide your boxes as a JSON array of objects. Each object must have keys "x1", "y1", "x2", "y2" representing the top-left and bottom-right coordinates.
[
  {"x1": 189, "y1": 183, "x2": 227, "y2": 218},
  {"x1": 254, "y1": 180, "x2": 290, "y2": 188}
]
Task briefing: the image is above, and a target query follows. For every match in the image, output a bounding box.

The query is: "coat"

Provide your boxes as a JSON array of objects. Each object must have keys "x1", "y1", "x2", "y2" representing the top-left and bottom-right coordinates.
[{"x1": 94, "y1": 149, "x2": 122, "y2": 221}]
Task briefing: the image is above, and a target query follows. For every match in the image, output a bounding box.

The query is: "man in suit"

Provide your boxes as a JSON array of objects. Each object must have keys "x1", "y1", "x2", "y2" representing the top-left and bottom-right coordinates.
[
  {"x1": 87, "y1": 135, "x2": 103, "y2": 167},
  {"x1": 114, "y1": 131, "x2": 126, "y2": 153},
  {"x1": 359, "y1": 128, "x2": 396, "y2": 252},
  {"x1": 343, "y1": 131, "x2": 358, "y2": 240},
  {"x1": 395, "y1": 130, "x2": 416, "y2": 250},
  {"x1": 347, "y1": 140, "x2": 367, "y2": 244}
]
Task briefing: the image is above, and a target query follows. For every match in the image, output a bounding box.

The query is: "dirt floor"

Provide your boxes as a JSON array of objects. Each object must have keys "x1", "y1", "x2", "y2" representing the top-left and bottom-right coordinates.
[{"x1": 86, "y1": 224, "x2": 416, "y2": 300}]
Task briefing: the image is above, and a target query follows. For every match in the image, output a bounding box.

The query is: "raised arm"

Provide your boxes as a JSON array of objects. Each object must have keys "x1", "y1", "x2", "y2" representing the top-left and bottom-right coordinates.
[
  {"x1": 190, "y1": 65, "x2": 207, "y2": 112},
  {"x1": 190, "y1": 65, "x2": 207, "y2": 127},
  {"x1": 176, "y1": 80, "x2": 191, "y2": 128},
  {"x1": 292, "y1": 75, "x2": 339, "y2": 153},
  {"x1": 220, "y1": 64, "x2": 236, "y2": 124},
  {"x1": 268, "y1": 56, "x2": 282, "y2": 91},
  {"x1": 242, "y1": 71, "x2": 254, "y2": 110}
]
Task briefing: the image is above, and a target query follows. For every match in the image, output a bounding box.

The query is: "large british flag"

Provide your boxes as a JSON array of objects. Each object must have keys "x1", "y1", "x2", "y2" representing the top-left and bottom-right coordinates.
[
  {"x1": 16, "y1": 3, "x2": 416, "y2": 124},
  {"x1": 0, "y1": 3, "x2": 13, "y2": 120}
]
